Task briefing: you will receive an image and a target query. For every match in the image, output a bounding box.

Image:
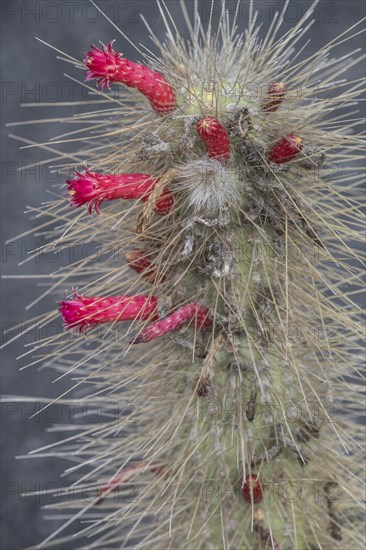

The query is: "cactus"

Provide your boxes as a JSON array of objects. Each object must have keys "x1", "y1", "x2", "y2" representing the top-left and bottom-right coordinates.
[{"x1": 13, "y1": 1, "x2": 365, "y2": 549}]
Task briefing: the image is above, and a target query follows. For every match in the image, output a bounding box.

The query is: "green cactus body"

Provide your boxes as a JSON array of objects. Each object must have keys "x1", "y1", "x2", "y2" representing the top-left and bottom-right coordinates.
[{"x1": 14, "y1": 2, "x2": 365, "y2": 549}]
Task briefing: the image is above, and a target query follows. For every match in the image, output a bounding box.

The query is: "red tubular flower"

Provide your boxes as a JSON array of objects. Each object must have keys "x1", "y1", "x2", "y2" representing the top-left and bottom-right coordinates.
[
  {"x1": 242, "y1": 474, "x2": 264, "y2": 504},
  {"x1": 131, "y1": 303, "x2": 211, "y2": 344},
  {"x1": 59, "y1": 292, "x2": 158, "y2": 332},
  {"x1": 267, "y1": 134, "x2": 303, "y2": 164},
  {"x1": 66, "y1": 168, "x2": 174, "y2": 215},
  {"x1": 262, "y1": 82, "x2": 286, "y2": 112},
  {"x1": 84, "y1": 41, "x2": 177, "y2": 115},
  {"x1": 196, "y1": 116, "x2": 231, "y2": 163}
]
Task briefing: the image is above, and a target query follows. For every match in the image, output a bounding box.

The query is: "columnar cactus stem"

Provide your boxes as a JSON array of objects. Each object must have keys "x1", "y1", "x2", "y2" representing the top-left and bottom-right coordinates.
[{"x1": 17, "y1": 2, "x2": 365, "y2": 549}]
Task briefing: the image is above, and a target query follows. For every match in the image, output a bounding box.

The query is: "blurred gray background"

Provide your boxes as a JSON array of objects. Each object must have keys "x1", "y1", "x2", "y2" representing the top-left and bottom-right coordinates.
[{"x1": 1, "y1": 1, "x2": 365, "y2": 548}]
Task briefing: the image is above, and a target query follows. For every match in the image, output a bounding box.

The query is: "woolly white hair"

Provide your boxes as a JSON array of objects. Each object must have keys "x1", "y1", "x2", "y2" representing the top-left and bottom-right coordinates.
[{"x1": 174, "y1": 158, "x2": 240, "y2": 215}]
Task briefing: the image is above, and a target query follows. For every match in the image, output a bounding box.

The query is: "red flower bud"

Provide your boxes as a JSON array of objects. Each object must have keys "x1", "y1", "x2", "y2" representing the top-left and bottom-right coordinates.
[
  {"x1": 154, "y1": 186, "x2": 175, "y2": 215},
  {"x1": 242, "y1": 474, "x2": 264, "y2": 503},
  {"x1": 131, "y1": 303, "x2": 211, "y2": 344},
  {"x1": 95, "y1": 462, "x2": 168, "y2": 505},
  {"x1": 66, "y1": 168, "x2": 173, "y2": 215},
  {"x1": 125, "y1": 249, "x2": 160, "y2": 283},
  {"x1": 262, "y1": 82, "x2": 286, "y2": 112},
  {"x1": 267, "y1": 134, "x2": 303, "y2": 164},
  {"x1": 84, "y1": 41, "x2": 176, "y2": 115},
  {"x1": 196, "y1": 116, "x2": 231, "y2": 163},
  {"x1": 95, "y1": 465, "x2": 142, "y2": 505},
  {"x1": 59, "y1": 292, "x2": 158, "y2": 332}
]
